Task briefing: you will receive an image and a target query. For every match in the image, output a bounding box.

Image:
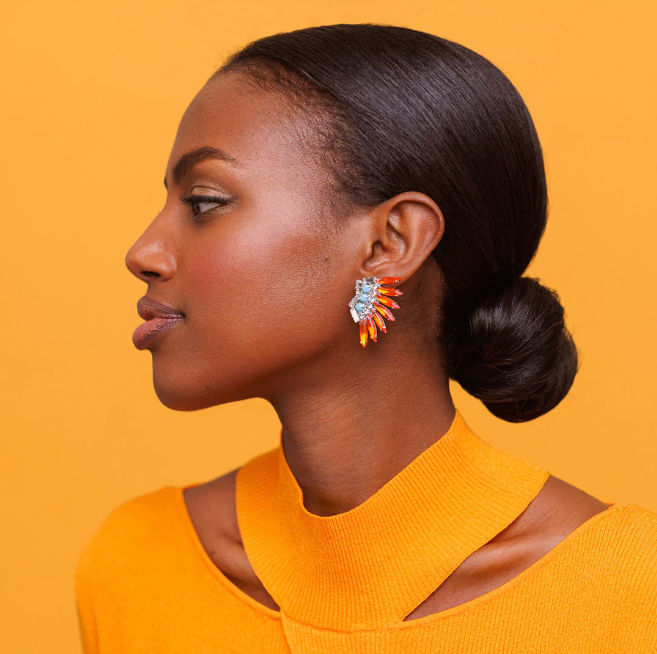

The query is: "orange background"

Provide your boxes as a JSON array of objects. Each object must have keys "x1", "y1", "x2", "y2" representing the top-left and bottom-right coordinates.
[{"x1": 1, "y1": 1, "x2": 655, "y2": 651}]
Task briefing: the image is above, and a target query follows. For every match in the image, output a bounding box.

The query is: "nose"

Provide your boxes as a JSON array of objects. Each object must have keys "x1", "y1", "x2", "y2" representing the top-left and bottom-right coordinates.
[{"x1": 125, "y1": 221, "x2": 177, "y2": 284}]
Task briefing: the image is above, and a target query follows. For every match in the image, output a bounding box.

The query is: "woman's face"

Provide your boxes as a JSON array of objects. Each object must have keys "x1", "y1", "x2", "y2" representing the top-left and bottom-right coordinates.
[{"x1": 125, "y1": 70, "x2": 368, "y2": 410}]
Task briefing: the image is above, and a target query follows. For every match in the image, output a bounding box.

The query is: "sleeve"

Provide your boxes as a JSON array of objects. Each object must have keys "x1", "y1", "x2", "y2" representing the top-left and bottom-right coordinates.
[{"x1": 71, "y1": 486, "x2": 173, "y2": 652}]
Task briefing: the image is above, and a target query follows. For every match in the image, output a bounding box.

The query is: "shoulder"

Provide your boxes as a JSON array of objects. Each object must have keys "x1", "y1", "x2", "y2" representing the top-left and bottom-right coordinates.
[
  {"x1": 525, "y1": 474, "x2": 657, "y2": 555},
  {"x1": 74, "y1": 486, "x2": 180, "y2": 589},
  {"x1": 533, "y1": 478, "x2": 657, "y2": 604},
  {"x1": 536, "y1": 475, "x2": 657, "y2": 550},
  {"x1": 495, "y1": 475, "x2": 657, "y2": 596},
  {"x1": 182, "y1": 468, "x2": 244, "y2": 568}
]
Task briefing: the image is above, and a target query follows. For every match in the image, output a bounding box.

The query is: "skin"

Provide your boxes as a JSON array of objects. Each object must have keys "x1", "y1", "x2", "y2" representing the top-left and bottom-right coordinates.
[{"x1": 125, "y1": 69, "x2": 610, "y2": 619}]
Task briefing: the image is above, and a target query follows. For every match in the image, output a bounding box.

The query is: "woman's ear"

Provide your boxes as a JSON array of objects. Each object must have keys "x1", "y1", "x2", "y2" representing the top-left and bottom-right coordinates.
[{"x1": 359, "y1": 191, "x2": 445, "y2": 281}]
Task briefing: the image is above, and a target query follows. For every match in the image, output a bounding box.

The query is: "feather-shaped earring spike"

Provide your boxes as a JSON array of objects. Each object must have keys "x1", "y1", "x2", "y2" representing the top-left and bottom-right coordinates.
[{"x1": 348, "y1": 275, "x2": 403, "y2": 347}]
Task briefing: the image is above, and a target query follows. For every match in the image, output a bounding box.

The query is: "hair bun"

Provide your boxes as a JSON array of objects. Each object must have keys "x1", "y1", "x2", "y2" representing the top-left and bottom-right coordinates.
[{"x1": 445, "y1": 276, "x2": 579, "y2": 422}]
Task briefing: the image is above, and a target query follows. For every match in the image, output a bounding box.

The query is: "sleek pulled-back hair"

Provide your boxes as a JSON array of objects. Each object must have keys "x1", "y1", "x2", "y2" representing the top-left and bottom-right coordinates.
[{"x1": 211, "y1": 23, "x2": 579, "y2": 423}]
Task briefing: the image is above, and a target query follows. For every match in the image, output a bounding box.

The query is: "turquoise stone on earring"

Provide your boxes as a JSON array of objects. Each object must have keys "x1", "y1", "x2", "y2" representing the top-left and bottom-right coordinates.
[
  {"x1": 359, "y1": 294, "x2": 369, "y2": 303},
  {"x1": 355, "y1": 302, "x2": 364, "y2": 312},
  {"x1": 361, "y1": 284, "x2": 371, "y2": 293}
]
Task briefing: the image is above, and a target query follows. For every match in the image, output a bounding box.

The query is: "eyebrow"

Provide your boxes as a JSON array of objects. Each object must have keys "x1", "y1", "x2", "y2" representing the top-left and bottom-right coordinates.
[{"x1": 164, "y1": 146, "x2": 241, "y2": 189}]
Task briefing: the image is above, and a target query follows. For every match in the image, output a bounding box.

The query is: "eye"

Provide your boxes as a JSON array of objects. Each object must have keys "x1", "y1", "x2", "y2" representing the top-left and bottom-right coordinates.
[{"x1": 178, "y1": 193, "x2": 232, "y2": 219}]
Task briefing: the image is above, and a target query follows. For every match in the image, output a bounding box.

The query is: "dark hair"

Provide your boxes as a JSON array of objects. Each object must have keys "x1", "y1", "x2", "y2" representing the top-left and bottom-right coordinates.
[{"x1": 210, "y1": 23, "x2": 580, "y2": 423}]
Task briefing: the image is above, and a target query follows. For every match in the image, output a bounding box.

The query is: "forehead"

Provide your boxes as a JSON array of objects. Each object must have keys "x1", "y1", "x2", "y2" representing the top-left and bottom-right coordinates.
[{"x1": 167, "y1": 70, "x2": 313, "y2": 177}]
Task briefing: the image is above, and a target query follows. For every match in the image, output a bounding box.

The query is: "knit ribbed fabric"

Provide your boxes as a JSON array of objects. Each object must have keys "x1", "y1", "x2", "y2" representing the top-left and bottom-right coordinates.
[
  {"x1": 74, "y1": 409, "x2": 657, "y2": 652},
  {"x1": 236, "y1": 408, "x2": 550, "y2": 631}
]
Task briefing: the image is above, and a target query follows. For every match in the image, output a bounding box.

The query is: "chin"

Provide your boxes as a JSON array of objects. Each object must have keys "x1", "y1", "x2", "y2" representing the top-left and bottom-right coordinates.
[
  {"x1": 151, "y1": 368, "x2": 250, "y2": 411},
  {"x1": 151, "y1": 382, "x2": 206, "y2": 411},
  {"x1": 148, "y1": 359, "x2": 207, "y2": 409}
]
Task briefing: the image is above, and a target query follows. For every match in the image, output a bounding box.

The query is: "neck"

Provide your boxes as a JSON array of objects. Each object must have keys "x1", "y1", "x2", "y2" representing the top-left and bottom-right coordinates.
[{"x1": 264, "y1": 339, "x2": 455, "y2": 517}]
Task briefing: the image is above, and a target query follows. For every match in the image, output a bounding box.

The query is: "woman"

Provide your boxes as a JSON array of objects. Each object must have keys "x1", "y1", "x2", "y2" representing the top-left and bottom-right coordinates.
[{"x1": 75, "y1": 23, "x2": 657, "y2": 652}]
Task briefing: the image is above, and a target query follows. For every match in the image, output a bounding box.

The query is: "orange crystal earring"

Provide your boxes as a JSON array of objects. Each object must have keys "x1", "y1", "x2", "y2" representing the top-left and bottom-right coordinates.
[{"x1": 349, "y1": 275, "x2": 403, "y2": 347}]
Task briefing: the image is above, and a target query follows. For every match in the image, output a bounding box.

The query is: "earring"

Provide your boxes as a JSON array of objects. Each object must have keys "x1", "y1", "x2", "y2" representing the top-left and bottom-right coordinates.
[{"x1": 349, "y1": 275, "x2": 403, "y2": 347}]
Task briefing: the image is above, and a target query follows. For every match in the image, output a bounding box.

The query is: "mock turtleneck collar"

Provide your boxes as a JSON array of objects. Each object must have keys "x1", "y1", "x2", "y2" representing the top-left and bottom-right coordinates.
[{"x1": 235, "y1": 408, "x2": 549, "y2": 632}]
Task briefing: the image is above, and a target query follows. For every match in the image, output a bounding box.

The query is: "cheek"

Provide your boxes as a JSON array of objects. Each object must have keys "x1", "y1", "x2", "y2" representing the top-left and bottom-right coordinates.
[{"x1": 180, "y1": 211, "x2": 344, "y2": 374}]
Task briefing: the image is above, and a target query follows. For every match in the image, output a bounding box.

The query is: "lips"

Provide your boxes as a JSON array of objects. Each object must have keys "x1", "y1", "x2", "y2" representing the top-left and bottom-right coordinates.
[{"x1": 133, "y1": 296, "x2": 185, "y2": 349}]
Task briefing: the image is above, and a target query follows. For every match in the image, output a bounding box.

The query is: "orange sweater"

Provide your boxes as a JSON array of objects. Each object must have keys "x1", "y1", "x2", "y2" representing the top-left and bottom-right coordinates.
[{"x1": 74, "y1": 409, "x2": 657, "y2": 652}]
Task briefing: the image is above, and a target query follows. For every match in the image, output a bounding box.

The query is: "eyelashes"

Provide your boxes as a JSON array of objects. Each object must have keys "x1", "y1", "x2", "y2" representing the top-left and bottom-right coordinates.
[{"x1": 178, "y1": 193, "x2": 232, "y2": 220}]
